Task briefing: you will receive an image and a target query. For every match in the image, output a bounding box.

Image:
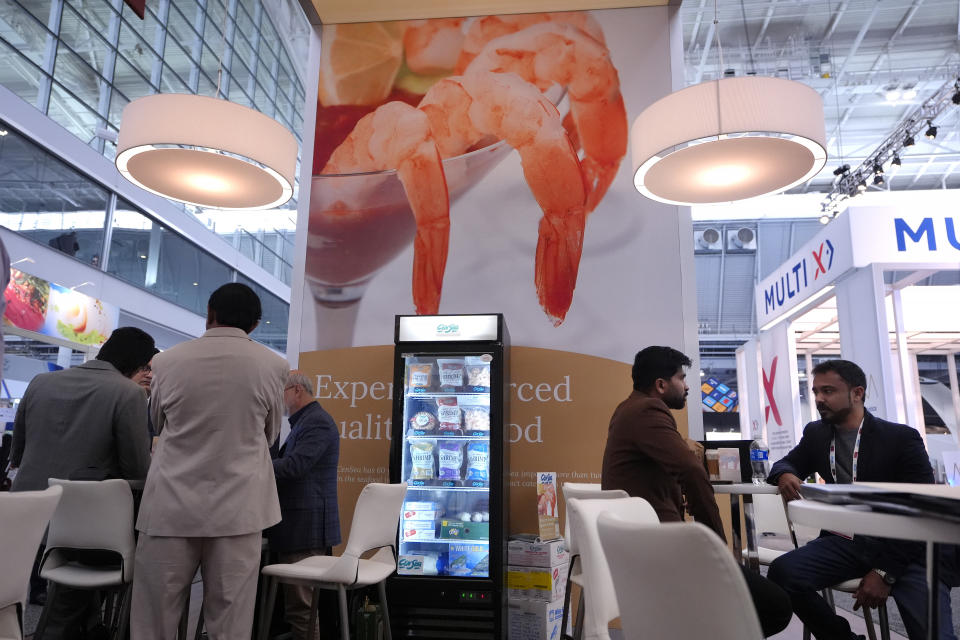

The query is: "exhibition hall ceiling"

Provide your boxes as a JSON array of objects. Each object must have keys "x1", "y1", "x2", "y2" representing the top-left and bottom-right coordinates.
[{"x1": 682, "y1": 0, "x2": 960, "y2": 195}]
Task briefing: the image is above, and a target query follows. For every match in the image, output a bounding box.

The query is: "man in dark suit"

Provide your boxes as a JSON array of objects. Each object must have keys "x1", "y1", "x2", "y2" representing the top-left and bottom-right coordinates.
[
  {"x1": 267, "y1": 371, "x2": 341, "y2": 640},
  {"x1": 767, "y1": 359, "x2": 954, "y2": 640}
]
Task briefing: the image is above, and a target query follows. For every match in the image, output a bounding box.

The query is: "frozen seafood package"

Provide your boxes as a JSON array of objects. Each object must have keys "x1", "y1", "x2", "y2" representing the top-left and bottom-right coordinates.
[
  {"x1": 436, "y1": 396, "x2": 461, "y2": 433},
  {"x1": 437, "y1": 358, "x2": 465, "y2": 390},
  {"x1": 464, "y1": 355, "x2": 492, "y2": 391},
  {"x1": 461, "y1": 405, "x2": 491, "y2": 434},
  {"x1": 466, "y1": 442, "x2": 490, "y2": 483},
  {"x1": 408, "y1": 409, "x2": 437, "y2": 434},
  {"x1": 409, "y1": 441, "x2": 436, "y2": 480},
  {"x1": 407, "y1": 362, "x2": 433, "y2": 391},
  {"x1": 438, "y1": 441, "x2": 464, "y2": 481}
]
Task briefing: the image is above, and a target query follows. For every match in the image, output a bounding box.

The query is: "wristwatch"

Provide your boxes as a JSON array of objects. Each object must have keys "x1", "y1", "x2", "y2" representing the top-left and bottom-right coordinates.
[{"x1": 873, "y1": 569, "x2": 896, "y2": 585}]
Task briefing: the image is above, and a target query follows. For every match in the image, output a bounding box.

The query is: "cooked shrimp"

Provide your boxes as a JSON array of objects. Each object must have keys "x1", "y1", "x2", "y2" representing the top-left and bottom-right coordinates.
[
  {"x1": 323, "y1": 101, "x2": 449, "y2": 315},
  {"x1": 419, "y1": 71, "x2": 587, "y2": 325},
  {"x1": 465, "y1": 21, "x2": 627, "y2": 214},
  {"x1": 454, "y1": 12, "x2": 606, "y2": 73},
  {"x1": 403, "y1": 18, "x2": 465, "y2": 75}
]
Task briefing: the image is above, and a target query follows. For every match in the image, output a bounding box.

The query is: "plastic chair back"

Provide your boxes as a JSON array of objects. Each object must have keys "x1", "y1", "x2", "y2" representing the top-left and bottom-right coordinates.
[
  {"x1": 44, "y1": 479, "x2": 135, "y2": 582},
  {"x1": 322, "y1": 482, "x2": 407, "y2": 585},
  {"x1": 597, "y1": 518, "x2": 764, "y2": 640},
  {"x1": 560, "y1": 483, "x2": 627, "y2": 554},
  {"x1": 567, "y1": 497, "x2": 659, "y2": 640},
  {"x1": 0, "y1": 486, "x2": 62, "y2": 609}
]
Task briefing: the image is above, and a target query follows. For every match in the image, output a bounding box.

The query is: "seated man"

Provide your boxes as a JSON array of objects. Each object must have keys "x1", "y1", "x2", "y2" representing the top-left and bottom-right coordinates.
[
  {"x1": 767, "y1": 359, "x2": 955, "y2": 640},
  {"x1": 601, "y1": 345, "x2": 792, "y2": 638}
]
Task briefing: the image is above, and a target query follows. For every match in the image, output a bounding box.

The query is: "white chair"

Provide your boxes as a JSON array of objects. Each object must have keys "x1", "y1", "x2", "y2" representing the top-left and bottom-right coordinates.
[
  {"x1": 559, "y1": 483, "x2": 627, "y2": 640},
  {"x1": 566, "y1": 497, "x2": 659, "y2": 640},
  {"x1": 34, "y1": 479, "x2": 136, "y2": 640},
  {"x1": 257, "y1": 482, "x2": 408, "y2": 640},
  {"x1": 598, "y1": 517, "x2": 764, "y2": 640},
  {"x1": 0, "y1": 486, "x2": 63, "y2": 640}
]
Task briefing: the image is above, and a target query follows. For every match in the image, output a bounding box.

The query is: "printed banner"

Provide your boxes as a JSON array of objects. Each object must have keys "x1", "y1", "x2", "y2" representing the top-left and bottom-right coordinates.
[
  {"x1": 3, "y1": 268, "x2": 119, "y2": 347},
  {"x1": 758, "y1": 323, "x2": 802, "y2": 463},
  {"x1": 294, "y1": 8, "x2": 698, "y2": 542}
]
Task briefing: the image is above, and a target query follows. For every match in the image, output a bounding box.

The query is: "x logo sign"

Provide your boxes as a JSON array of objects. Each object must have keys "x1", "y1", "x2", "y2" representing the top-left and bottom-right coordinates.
[
  {"x1": 763, "y1": 356, "x2": 781, "y2": 426},
  {"x1": 811, "y1": 239, "x2": 834, "y2": 280}
]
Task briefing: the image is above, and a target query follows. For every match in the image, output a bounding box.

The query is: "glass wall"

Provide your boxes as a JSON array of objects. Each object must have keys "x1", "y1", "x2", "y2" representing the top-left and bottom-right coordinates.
[
  {"x1": 0, "y1": 0, "x2": 305, "y2": 284},
  {"x1": 0, "y1": 118, "x2": 289, "y2": 351}
]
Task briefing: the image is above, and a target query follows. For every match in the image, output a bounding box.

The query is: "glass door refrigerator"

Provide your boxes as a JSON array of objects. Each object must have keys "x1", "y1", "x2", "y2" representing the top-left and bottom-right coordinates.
[{"x1": 387, "y1": 314, "x2": 509, "y2": 640}]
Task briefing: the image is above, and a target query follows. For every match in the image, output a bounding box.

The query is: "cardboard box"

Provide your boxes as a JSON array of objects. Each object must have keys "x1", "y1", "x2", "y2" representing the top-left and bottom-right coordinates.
[
  {"x1": 508, "y1": 538, "x2": 569, "y2": 568},
  {"x1": 508, "y1": 597, "x2": 565, "y2": 640},
  {"x1": 403, "y1": 501, "x2": 436, "y2": 512},
  {"x1": 507, "y1": 563, "x2": 567, "y2": 602},
  {"x1": 403, "y1": 509, "x2": 440, "y2": 521},
  {"x1": 401, "y1": 520, "x2": 436, "y2": 541}
]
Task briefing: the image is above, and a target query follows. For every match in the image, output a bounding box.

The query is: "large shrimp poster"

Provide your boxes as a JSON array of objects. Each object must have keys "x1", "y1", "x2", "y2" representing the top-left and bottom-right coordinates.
[{"x1": 291, "y1": 6, "x2": 700, "y2": 540}]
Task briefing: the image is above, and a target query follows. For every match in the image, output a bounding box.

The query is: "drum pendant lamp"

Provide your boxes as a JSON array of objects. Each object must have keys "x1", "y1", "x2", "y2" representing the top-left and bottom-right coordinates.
[
  {"x1": 115, "y1": 94, "x2": 297, "y2": 210},
  {"x1": 631, "y1": 76, "x2": 827, "y2": 205}
]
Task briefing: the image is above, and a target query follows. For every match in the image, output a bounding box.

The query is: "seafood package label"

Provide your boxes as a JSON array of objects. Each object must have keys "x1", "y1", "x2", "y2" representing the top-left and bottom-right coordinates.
[
  {"x1": 438, "y1": 441, "x2": 464, "y2": 480},
  {"x1": 465, "y1": 442, "x2": 490, "y2": 484},
  {"x1": 402, "y1": 519, "x2": 437, "y2": 540},
  {"x1": 409, "y1": 410, "x2": 437, "y2": 434},
  {"x1": 436, "y1": 396, "x2": 461, "y2": 430},
  {"x1": 536, "y1": 472, "x2": 560, "y2": 541},
  {"x1": 462, "y1": 405, "x2": 490, "y2": 433},
  {"x1": 408, "y1": 363, "x2": 433, "y2": 390},
  {"x1": 463, "y1": 356, "x2": 492, "y2": 391},
  {"x1": 409, "y1": 441, "x2": 435, "y2": 480},
  {"x1": 437, "y1": 358, "x2": 465, "y2": 388},
  {"x1": 448, "y1": 544, "x2": 489, "y2": 577}
]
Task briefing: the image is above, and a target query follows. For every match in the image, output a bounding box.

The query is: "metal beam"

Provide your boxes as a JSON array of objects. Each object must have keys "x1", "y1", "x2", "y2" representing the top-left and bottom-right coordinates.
[
  {"x1": 822, "y1": 0, "x2": 849, "y2": 42},
  {"x1": 693, "y1": 18, "x2": 716, "y2": 85},
  {"x1": 688, "y1": 0, "x2": 708, "y2": 51}
]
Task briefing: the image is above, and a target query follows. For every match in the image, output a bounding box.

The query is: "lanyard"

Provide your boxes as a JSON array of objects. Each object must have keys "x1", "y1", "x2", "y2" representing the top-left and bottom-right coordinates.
[{"x1": 829, "y1": 421, "x2": 863, "y2": 482}]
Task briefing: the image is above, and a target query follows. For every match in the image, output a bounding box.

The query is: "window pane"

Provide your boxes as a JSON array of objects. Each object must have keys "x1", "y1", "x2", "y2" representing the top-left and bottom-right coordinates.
[
  {"x1": 119, "y1": 2, "x2": 162, "y2": 50},
  {"x1": 169, "y1": 0, "x2": 202, "y2": 30},
  {"x1": 252, "y1": 81, "x2": 273, "y2": 116},
  {"x1": 199, "y1": 44, "x2": 221, "y2": 89},
  {"x1": 228, "y1": 80, "x2": 253, "y2": 108},
  {"x1": 0, "y1": 37, "x2": 45, "y2": 107},
  {"x1": 53, "y1": 43, "x2": 108, "y2": 112},
  {"x1": 154, "y1": 228, "x2": 232, "y2": 314},
  {"x1": 159, "y1": 62, "x2": 189, "y2": 94},
  {"x1": 166, "y1": 4, "x2": 201, "y2": 56},
  {"x1": 0, "y1": 5, "x2": 52, "y2": 67},
  {"x1": 107, "y1": 199, "x2": 154, "y2": 288},
  {"x1": 14, "y1": 0, "x2": 55, "y2": 27},
  {"x1": 276, "y1": 64, "x2": 292, "y2": 100},
  {"x1": 58, "y1": 6, "x2": 114, "y2": 79},
  {"x1": 259, "y1": 17, "x2": 279, "y2": 54},
  {"x1": 258, "y1": 44, "x2": 276, "y2": 77},
  {"x1": 48, "y1": 81, "x2": 104, "y2": 146},
  {"x1": 256, "y1": 60, "x2": 274, "y2": 98},
  {"x1": 163, "y1": 36, "x2": 195, "y2": 88},
  {"x1": 0, "y1": 122, "x2": 107, "y2": 265},
  {"x1": 229, "y1": 57, "x2": 252, "y2": 94},
  {"x1": 196, "y1": 69, "x2": 217, "y2": 97},
  {"x1": 106, "y1": 88, "x2": 128, "y2": 129},
  {"x1": 65, "y1": 0, "x2": 116, "y2": 37},
  {"x1": 237, "y1": 276, "x2": 288, "y2": 351},
  {"x1": 112, "y1": 56, "x2": 153, "y2": 107},
  {"x1": 118, "y1": 21, "x2": 159, "y2": 83},
  {"x1": 232, "y1": 31, "x2": 255, "y2": 69},
  {"x1": 235, "y1": 4, "x2": 256, "y2": 42}
]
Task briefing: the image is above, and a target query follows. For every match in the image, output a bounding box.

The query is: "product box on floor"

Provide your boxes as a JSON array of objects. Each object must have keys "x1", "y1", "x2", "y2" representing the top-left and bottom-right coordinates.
[
  {"x1": 507, "y1": 537, "x2": 569, "y2": 568},
  {"x1": 506, "y1": 563, "x2": 567, "y2": 602},
  {"x1": 508, "y1": 597, "x2": 564, "y2": 640}
]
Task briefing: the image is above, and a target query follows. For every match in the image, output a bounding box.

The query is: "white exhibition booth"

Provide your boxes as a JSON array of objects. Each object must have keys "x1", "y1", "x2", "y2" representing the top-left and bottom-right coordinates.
[{"x1": 737, "y1": 205, "x2": 960, "y2": 471}]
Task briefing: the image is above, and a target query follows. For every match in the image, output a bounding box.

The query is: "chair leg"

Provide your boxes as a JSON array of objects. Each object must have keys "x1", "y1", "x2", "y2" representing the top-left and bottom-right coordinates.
[
  {"x1": 863, "y1": 606, "x2": 878, "y2": 640},
  {"x1": 114, "y1": 585, "x2": 132, "y2": 640},
  {"x1": 802, "y1": 625, "x2": 811, "y2": 640},
  {"x1": 573, "y1": 589, "x2": 585, "y2": 640},
  {"x1": 560, "y1": 558, "x2": 576, "y2": 640},
  {"x1": 337, "y1": 585, "x2": 350, "y2": 640},
  {"x1": 878, "y1": 602, "x2": 890, "y2": 640},
  {"x1": 256, "y1": 577, "x2": 277, "y2": 640},
  {"x1": 34, "y1": 581, "x2": 56, "y2": 639},
  {"x1": 306, "y1": 588, "x2": 320, "y2": 640},
  {"x1": 378, "y1": 580, "x2": 393, "y2": 640}
]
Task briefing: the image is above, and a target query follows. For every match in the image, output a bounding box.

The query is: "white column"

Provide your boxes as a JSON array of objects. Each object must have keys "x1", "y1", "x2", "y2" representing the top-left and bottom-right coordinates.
[
  {"x1": 758, "y1": 321, "x2": 802, "y2": 462},
  {"x1": 835, "y1": 265, "x2": 900, "y2": 421},
  {"x1": 736, "y1": 338, "x2": 764, "y2": 440},
  {"x1": 908, "y1": 352, "x2": 927, "y2": 446},
  {"x1": 804, "y1": 352, "x2": 816, "y2": 425},
  {"x1": 948, "y1": 354, "x2": 960, "y2": 443},
  {"x1": 891, "y1": 288, "x2": 924, "y2": 434}
]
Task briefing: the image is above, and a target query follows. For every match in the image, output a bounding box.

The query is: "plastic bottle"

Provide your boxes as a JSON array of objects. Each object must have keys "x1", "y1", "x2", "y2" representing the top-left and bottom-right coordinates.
[{"x1": 750, "y1": 437, "x2": 769, "y2": 485}]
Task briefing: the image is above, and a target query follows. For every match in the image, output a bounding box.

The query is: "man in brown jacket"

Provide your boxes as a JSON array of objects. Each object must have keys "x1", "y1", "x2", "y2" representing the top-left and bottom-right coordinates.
[{"x1": 601, "y1": 345, "x2": 791, "y2": 637}]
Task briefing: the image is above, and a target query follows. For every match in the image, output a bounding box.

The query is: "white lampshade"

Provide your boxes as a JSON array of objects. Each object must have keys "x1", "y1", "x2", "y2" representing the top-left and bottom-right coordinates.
[
  {"x1": 116, "y1": 94, "x2": 298, "y2": 210},
  {"x1": 631, "y1": 77, "x2": 827, "y2": 205}
]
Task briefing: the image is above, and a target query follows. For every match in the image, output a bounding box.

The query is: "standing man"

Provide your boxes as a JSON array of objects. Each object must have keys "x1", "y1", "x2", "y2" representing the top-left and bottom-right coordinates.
[
  {"x1": 131, "y1": 283, "x2": 288, "y2": 640},
  {"x1": 767, "y1": 359, "x2": 955, "y2": 640},
  {"x1": 601, "y1": 346, "x2": 792, "y2": 638},
  {"x1": 11, "y1": 326, "x2": 155, "y2": 637},
  {"x1": 266, "y1": 371, "x2": 341, "y2": 640}
]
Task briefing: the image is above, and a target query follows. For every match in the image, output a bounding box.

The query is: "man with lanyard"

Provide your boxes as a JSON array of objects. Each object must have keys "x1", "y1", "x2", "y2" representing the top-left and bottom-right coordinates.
[{"x1": 767, "y1": 359, "x2": 955, "y2": 640}]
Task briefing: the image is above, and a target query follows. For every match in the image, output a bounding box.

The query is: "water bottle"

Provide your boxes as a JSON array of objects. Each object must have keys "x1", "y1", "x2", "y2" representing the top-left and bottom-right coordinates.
[{"x1": 750, "y1": 438, "x2": 769, "y2": 485}]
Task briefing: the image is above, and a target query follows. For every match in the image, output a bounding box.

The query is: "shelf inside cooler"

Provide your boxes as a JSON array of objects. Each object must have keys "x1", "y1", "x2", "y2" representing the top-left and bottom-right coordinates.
[
  {"x1": 406, "y1": 392, "x2": 491, "y2": 400},
  {"x1": 406, "y1": 482, "x2": 489, "y2": 491},
  {"x1": 406, "y1": 433, "x2": 490, "y2": 440},
  {"x1": 400, "y1": 539, "x2": 490, "y2": 546}
]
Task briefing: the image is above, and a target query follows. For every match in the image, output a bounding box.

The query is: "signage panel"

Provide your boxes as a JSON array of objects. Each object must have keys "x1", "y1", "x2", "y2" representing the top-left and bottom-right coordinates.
[{"x1": 398, "y1": 315, "x2": 499, "y2": 342}]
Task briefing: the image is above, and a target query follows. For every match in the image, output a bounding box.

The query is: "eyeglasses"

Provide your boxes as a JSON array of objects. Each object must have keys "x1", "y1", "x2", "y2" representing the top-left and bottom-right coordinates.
[
  {"x1": 284, "y1": 385, "x2": 297, "y2": 391},
  {"x1": 138, "y1": 364, "x2": 152, "y2": 374}
]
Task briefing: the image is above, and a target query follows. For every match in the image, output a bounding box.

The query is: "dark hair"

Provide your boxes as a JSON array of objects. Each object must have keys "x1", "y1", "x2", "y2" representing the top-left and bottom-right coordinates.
[
  {"x1": 208, "y1": 283, "x2": 262, "y2": 332},
  {"x1": 632, "y1": 346, "x2": 692, "y2": 391},
  {"x1": 97, "y1": 327, "x2": 158, "y2": 377},
  {"x1": 811, "y1": 359, "x2": 867, "y2": 392}
]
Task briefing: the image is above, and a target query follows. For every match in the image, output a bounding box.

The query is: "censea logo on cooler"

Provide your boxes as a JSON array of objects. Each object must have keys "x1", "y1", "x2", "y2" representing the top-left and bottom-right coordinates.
[
  {"x1": 398, "y1": 556, "x2": 423, "y2": 572},
  {"x1": 763, "y1": 239, "x2": 835, "y2": 315},
  {"x1": 436, "y1": 323, "x2": 460, "y2": 336}
]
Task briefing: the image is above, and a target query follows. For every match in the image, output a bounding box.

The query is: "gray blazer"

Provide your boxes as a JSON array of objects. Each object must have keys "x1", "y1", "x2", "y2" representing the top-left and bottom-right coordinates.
[
  {"x1": 11, "y1": 360, "x2": 151, "y2": 491},
  {"x1": 136, "y1": 327, "x2": 287, "y2": 537}
]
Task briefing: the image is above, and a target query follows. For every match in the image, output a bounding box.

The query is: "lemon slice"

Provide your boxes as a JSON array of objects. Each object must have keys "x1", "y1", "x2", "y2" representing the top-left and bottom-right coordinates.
[{"x1": 318, "y1": 22, "x2": 404, "y2": 106}]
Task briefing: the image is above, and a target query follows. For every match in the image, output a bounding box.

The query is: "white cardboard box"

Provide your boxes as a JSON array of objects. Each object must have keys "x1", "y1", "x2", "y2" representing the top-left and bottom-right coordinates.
[
  {"x1": 507, "y1": 563, "x2": 567, "y2": 602},
  {"x1": 401, "y1": 520, "x2": 437, "y2": 541},
  {"x1": 508, "y1": 597, "x2": 564, "y2": 640},
  {"x1": 508, "y1": 538, "x2": 569, "y2": 568}
]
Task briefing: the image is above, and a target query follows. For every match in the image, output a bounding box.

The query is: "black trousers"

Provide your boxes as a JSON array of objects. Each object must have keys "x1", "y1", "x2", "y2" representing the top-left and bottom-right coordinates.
[
  {"x1": 35, "y1": 550, "x2": 118, "y2": 640},
  {"x1": 743, "y1": 566, "x2": 794, "y2": 637}
]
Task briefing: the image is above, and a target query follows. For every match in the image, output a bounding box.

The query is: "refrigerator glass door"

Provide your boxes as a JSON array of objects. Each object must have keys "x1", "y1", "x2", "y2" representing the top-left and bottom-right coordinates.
[{"x1": 397, "y1": 352, "x2": 493, "y2": 578}]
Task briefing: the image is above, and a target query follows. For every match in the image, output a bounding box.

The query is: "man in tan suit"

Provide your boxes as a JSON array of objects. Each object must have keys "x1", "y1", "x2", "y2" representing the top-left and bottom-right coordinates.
[{"x1": 131, "y1": 283, "x2": 287, "y2": 640}]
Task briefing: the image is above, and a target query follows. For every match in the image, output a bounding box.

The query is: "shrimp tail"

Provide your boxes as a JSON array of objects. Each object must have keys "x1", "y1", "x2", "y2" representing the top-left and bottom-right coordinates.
[
  {"x1": 534, "y1": 205, "x2": 585, "y2": 326},
  {"x1": 397, "y1": 146, "x2": 450, "y2": 315},
  {"x1": 582, "y1": 157, "x2": 619, "y2": 213}
]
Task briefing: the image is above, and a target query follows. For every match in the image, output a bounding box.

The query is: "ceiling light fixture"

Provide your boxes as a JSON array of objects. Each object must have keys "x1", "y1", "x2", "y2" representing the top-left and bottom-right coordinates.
[
  {"x1": 631, "y1": 77, "x2": 827, "y2": 205},
  {"x1": 885, "y1": 88, "x2": 902, "y2": 102},
  {"x1": 116, "y1": 94, "x2": 297, "y2": 210},
  {"x1": 902, "y1": 88, "x2": 918, "y2": 101},
  {"x1": 819, "y1": 214, "x2": 830, "y2": 224},
  {"x1": 832, "y1": 164, "x2": 850, "y2": 176},
  {"x1": 925, "y1": 121, "x2": 938, "y2": 140},
  {"x1": 873, "y1": 163, "x2": 883, "y2": 175},
  {"x1": 890, "y1": 155, "x2": 902, "y2": 169},
  {"x1": 857, "y1": 180, "x2": 867, "y2": 192},
  {"x1": 873, "y1": 174, "x2": 884, "y2": 186},
  {"x1": 904, "y1": 134, "x2": 915, "y2": 147}
]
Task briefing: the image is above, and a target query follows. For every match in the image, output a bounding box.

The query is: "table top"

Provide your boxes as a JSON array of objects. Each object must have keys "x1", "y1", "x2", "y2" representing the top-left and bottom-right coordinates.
[
  {"x1": 712, "y1": 482, "x2": 779, "y2": 495},
  {"x1": 788, "y1": 500, "x2": 960, "y2": 545}
]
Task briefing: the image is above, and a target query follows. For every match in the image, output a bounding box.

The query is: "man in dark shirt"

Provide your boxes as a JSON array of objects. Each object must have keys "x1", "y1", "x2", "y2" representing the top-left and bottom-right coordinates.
[
  {"x1": 267, "y1": 371, "x2": 341, "y2": 640},
  {"x1": 601, "y1": 346, "x2": 791, "y2": 637},
  {"x1": 767, "y1": 359, "x2": 954, "y2": 640}
]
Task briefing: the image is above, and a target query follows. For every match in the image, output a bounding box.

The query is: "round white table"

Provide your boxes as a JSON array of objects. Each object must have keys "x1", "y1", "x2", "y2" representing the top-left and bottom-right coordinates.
[
  {"x1": 789, "y1": 499, "x2": 960, "y2": 640},
  {"x1": 712, "y1": 483, "x2": 779, "y2": 572}
]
